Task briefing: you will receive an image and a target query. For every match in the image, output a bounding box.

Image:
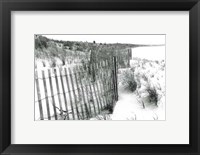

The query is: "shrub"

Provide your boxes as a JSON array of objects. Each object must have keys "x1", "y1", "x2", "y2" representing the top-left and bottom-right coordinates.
[
  {"x1": 35, "y1": 36, "x2": 48, "y2": 49},
  {"x1": 102, "y1": 104, "x2": 114, "y2": 114},
  {"x1": 121, "y1": 70, "x2": 137, "y2": 92},
  {"x1": 146, "y1": 85, "x2": 158, "y2": 105}
]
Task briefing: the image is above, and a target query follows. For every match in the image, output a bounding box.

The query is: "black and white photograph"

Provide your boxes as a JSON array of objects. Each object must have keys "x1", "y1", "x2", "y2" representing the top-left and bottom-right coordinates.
[{"x1": 35, "y1": 35, "x2": 166, "y2": 121}]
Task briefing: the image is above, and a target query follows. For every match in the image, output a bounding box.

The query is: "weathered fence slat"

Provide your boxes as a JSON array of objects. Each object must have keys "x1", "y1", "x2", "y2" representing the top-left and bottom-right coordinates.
[
  {"x1": 109, "y1": 60, "x2": 114, "y2": 105},
  {"x1": 110, "y1": 58, "x2": 115, "y2": 105},
  {"x1": 80, "y1": 66, "x2": 93, "y2": 117},
  {"x1": 105, "y1": 60, "x2": 111, "y2": 105},
  {"x1": 111, "y1": 69, "x2": 115, "y2": 105},
  {"x1": 64, "y1": 68, "x2": 75, "y2": 120},
  {"x1": 68, "y1": 68, "x2": 80, "y2": 120},
  {"x1": 35, "y1": 70, "x2": 44, "y2": 120},
  {"x1": 54, "y1": 68, "x2": 63, "y2": 118},
  {"x1": 42, "y1": 70, "x2": 51, "y2": 120},
  {"x1": 128, "y1": 48, "x2": 132, "y2": 67},
  {"x1": 106, "y1": 60, "x2": 111, "y2": 105},
  {"x1": 93, "y1": 63, "x2": 103, "y2": 110},
  {"x1": 91, "y1": 79, "x2": 100, "y2": 114},
  {"x1": 48, "y1": 69, "x2": 57, "y2": 120},
  {"x1": 77, "y1": 66, "x2": 91, "y2": 119},
  {"x1": 99, "y1": 61, "x2": 107, "y2": 106},
  {"x1": 59, "y1": 68, "x2": 69, "y2": 120},
  {"x1": 115, "y1": 57, "x2": 118, "y2": 101},
  {"x1": 85, "y1": 69, "x2": 97, "y2": 116},
  {"x1": 112, "y1": 70, "x2": 116, "y2": 106},
  {"x1": 101, "y1": 61, "x2": 109, "y2": 106},
  {"x1": 84, "y1": 84, "x2": 93, "y2": 117},
  {"x1": 96, "y1": 62, "x2": 106, "y2": 108},
  {"x1": 73, "y1": 67, "x2": 85, "y2": 119},
  {"x1": 113, "y1": 56, "x2": 118, "y2": 101},
  {"x1": 107, "y1": 60, "x2": 112, "y2": 105},
  {"x1": 112, "y1": 59, "x2": 116, "y2": 102}
]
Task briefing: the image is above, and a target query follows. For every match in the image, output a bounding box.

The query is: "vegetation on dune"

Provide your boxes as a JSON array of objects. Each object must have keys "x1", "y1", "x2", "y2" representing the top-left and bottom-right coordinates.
[
  {"x1": 146, "y1": 85, "x2": 158, "y2": 105},
  {"x1": 35, "y1": 35, "x2": 139, "y2": 68},
  {"x1": 120, "y1": 58, "x2": 165, "y2": 106},
  {"x1": 121, "y1": 70, "x2": 137, "y2": 92}
]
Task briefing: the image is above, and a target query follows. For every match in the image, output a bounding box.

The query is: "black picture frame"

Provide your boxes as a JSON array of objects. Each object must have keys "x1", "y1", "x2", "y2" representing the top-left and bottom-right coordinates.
[{"x1": 0, "y1": 0, "x2": 200, "y2": 154}]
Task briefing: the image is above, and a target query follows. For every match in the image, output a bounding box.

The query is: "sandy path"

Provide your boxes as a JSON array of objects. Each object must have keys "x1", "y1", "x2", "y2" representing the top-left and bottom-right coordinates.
[{"x1": 112, "y1": 83, "x2": 165, "y2": 120}]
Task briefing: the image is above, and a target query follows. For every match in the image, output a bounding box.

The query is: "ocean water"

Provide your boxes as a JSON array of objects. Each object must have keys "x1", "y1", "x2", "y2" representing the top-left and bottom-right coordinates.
[{"x1": 131, "y1": 45, "x2": 165, "y2": 61}]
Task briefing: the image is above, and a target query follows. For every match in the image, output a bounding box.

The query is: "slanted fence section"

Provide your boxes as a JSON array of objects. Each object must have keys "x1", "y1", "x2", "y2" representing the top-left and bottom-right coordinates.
[
  {"x1": 117, "y1": 48, "x2": 132, "y2": 69},
  {"x1": 35, "y1": 59, "x2": 117, "y2": 120}
]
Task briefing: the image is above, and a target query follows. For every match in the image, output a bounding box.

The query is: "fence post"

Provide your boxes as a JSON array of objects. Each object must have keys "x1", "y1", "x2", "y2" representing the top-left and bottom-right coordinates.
[
  {"x1": 129, "y1": 49, "x2": 131, "y2": 67},
  {"x1": 112, "y1": 57, "x2": 116, "y2": 103},
  {"x1": 35, "y1": 70, "x2": 44, "y2": 120},
  {"x1": 113, "y1": 56, "x2": 118, "y2": 101},
  {"x1": 106, "y1": 60, "x2": 112, "y2": 105},
  {"x1": 129, "y1": 48, "x2": 132, "y2": 59}
]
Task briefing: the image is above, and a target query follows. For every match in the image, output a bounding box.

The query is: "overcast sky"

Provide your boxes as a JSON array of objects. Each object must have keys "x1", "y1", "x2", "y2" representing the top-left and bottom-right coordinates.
[{"x1": 41, "y1": 34, "x2": 165, "y2": 45}]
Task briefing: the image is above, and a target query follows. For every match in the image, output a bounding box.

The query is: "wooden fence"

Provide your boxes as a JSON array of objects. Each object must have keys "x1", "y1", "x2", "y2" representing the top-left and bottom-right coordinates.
[
  {"x1": 35, "y1": 58, "x2": 118, "y2": 120},
  {"x1": 117, "y1": 48, "x2": 132, "y2": 68}
]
